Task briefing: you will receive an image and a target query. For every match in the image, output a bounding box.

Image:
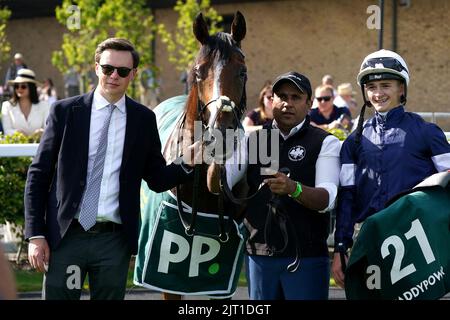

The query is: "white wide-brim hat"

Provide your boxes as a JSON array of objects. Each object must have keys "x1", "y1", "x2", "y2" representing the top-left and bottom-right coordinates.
[
  {"x1": 337, "y1": 83, "x2": 356, "y2": 96},
  {"x1": 8, "y1": 68, "x2": 41, "y2": 86}
]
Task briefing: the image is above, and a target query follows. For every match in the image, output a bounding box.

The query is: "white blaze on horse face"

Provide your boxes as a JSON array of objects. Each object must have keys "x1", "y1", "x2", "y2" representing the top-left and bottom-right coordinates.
[
  {"x1": 207, "y1": 60, "x2": 234, "y2": 128},
  {"x1": 207, "y1": 61, "x2": 224, "y2": 129}
]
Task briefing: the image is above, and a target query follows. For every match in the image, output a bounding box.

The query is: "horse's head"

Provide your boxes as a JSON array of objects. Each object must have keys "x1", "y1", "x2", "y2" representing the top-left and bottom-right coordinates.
[
  {"x1": 187, "y1": 11, "x2": 247, "y2": 134},
  {"x1": 176, "y1": 11, "x2": 247, "y2": 205}
]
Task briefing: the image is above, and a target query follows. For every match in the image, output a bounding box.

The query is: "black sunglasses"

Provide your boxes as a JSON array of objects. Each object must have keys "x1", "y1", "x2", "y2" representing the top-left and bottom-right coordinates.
[
  {"x1": 316, "y1": 96, "x2": 332, "y2": 102},
  {"x1": 14, "y1": 84, "x2": 28, "y2": 90},
  {"x1": 362, "y1": 57, "x2": 408, "y2": 74},
  {"x1": 100, "y1": 64, "x2": 133, "y2": 78}
]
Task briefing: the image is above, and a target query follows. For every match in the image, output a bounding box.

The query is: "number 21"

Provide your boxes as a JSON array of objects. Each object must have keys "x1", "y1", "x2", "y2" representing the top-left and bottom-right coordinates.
[{"x1": 380, "y1": 219, "x2": 436, "y2": 284}]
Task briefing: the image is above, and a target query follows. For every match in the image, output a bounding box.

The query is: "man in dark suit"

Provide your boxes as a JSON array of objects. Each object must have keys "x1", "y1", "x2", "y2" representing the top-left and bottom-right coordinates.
[{"x1": 24, "y1": 38, "x2": 195, "y2": 300}]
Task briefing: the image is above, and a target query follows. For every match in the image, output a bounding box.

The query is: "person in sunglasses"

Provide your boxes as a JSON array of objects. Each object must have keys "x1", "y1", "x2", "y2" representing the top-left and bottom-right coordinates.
[
  {"x1": 332, "y1": 49, "x2": 450, "y2": 288},
  {"x1": 1, "y1": 68, "x2": 50, "y2": 137},
  {"x1": 309, "y1": 84, "x2": 352, "y2": 131},
  {"x1": 24, "y1": 38, "x2": 197, "y2": 300}
]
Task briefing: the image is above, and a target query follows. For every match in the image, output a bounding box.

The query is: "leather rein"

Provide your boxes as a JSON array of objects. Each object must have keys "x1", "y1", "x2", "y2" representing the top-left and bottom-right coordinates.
[{"x1": 175, "y1": 89, "x2": 264, "y2": 242}]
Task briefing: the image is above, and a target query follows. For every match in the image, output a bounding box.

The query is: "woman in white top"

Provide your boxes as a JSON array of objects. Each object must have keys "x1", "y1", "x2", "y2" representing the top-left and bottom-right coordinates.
[
  {"x1": 1, "y1": 68, "x2": 50, "y2": 137},
  {"x1": 39, "y1": 78, "x2": 58, "y2": 106}
]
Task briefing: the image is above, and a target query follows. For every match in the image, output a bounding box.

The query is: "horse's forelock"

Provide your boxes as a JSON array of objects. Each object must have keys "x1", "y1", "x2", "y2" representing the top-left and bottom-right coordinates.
[
  {"x1": 187, "y1": 31, "x2": 247, "y2": 118},
  {"x1": 198, "y1": 32, "x2": 242, "y2": 63},
  {"x1": 188, "y1": 32, "x2": 243, "y2": 89},
  {"x1": 214, "y1": 32, "x2": 243, "y2": 59}
]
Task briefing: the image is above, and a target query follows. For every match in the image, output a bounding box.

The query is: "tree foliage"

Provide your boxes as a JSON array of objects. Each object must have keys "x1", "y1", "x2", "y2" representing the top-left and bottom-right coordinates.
[
  {"x1": 52, "y1": 0, "x2": 155, "y2": 95},
  {"x1": 157, "y1": 0, "x2": 223, "y2": 72},
  {"x1": 0, "y1": 7, "x2": 11, "y2": 67}
]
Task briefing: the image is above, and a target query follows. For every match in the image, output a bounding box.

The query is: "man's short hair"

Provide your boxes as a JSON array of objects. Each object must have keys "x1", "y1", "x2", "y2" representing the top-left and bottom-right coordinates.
[
  {"x1": 95, "y1": 38, "x2": 140, "y2": 68},
  {"x1": 315, "y1": 84, "x2": 334, "y2": 97},
  {"x1": 322, "y1": 74, "x2": 334, "y2": 86}
]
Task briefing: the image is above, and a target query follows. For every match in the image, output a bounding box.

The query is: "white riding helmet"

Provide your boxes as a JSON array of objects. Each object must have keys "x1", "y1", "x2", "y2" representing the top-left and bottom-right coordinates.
[{"x1": 357, "y1": 49, "x2": 409, "y2": 87}]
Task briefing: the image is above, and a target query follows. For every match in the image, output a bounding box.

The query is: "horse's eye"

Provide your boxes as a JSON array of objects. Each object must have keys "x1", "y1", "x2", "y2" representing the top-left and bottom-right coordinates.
[
  {"x1": 239, "y1": 68, "x2": 247, "y2": 80},
  {"x1": 194, "y1": 65, "x2": 204, "y2": 82}
]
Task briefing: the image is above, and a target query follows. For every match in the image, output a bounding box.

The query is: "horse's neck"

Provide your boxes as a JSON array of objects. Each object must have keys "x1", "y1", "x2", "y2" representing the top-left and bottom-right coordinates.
[{"x1": 178, "y1": 167, "x2": 221, "y2": 212}]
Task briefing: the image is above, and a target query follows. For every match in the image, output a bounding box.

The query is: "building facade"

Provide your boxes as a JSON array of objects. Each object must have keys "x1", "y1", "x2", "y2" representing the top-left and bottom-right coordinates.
[{"x1": 1, "y1": 0, "x2": 449, "y2": 127}]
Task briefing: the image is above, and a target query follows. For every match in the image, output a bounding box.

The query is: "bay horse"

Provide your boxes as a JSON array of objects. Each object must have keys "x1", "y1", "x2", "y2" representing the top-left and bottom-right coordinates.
[{"x1": 134, "y1": 11, "x2": 248, "y2": 299}]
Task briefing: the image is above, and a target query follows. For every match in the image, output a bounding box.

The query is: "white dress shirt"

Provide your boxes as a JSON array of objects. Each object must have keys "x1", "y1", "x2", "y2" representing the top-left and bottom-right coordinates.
[
  {"x1": 75, "y1": 89, "x2": 127, "y2": 224},
  {"x1": 226, "y1": 119, "x2": 341, "y2": 212},
  {"x1": 1, "y1": 100, "x2": 50, "y2": 136}
]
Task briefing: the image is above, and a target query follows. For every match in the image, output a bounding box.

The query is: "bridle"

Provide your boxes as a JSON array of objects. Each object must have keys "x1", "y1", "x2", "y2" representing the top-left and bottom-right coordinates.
[
  {"x1": 197, "y1": 95, "x2": 245, "y2": 134},
  {"x1": 175, "y1": 80, "x2": 248, "y2": 242}
]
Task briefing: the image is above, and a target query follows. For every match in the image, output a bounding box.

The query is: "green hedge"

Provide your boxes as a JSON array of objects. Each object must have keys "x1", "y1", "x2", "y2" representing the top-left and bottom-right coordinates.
[
  {"x1": 0, "y1": 132, "x2": 40, "y2": 230},
  {"x1": 327, "y1": 128, "x2": 348, "y2": 141}
]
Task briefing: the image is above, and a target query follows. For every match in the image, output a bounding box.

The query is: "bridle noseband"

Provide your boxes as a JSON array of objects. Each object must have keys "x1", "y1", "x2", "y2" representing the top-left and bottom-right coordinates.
[
  {"x1": 197, "y1": 95, "x2": 245, "y2": 134},
  {"x1": 176, "y1": 90, "x2": 246, "y2": 242}
]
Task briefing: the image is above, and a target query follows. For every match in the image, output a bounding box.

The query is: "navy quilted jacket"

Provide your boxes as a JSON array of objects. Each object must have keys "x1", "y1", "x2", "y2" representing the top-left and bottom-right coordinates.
[{"x1": 335, "y1": 105, "x2": 450, "y2": 249}]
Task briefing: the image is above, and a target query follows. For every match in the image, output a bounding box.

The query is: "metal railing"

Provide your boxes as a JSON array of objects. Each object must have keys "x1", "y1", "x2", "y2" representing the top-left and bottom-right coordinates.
[
  {"x1": 415, "y1": 112, "x2": 450, "y2": 124},
  {"x1": 414, "y1": 112, "x2": 450, "y2": 140},
  {"x1": 0, "y1": 133, "x2": 449, "y2": 158},
  {"x1": 1, "y1": 138, "x2": 449, "y2": 251},
  {"x1": 0, "y1": 144, "x2": 39, "y2": 157}
]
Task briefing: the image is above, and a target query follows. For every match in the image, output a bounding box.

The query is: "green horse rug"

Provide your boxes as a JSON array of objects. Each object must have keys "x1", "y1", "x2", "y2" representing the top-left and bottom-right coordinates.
[{"x1": 133, "y1": 96, "x2": 246, "y2": 297}]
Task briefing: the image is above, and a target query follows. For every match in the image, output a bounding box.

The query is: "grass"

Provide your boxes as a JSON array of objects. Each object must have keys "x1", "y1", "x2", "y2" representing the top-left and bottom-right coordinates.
[
  {"x1": 15, "y1": 263, "x2": 336, "y2": 292},
  {"x1": 14, "y1": 266, "x2": 135, "y2": 293},
  {"x1": 15, "y1": 269, "x2": 43, "y2": 292},
  {"x1": 15, "y1": 266, "x2": 237, "y2": 292}
]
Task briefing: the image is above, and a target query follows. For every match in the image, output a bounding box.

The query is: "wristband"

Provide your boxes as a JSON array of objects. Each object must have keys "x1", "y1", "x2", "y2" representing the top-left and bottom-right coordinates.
[{"x1": 289, "y1": 181, "x2": 302, "y2": 199}]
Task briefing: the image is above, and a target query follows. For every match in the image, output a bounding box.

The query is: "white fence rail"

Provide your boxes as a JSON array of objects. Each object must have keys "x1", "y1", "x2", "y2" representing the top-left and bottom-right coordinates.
[
  {"x1": 1, "y1": 133, "x2": 450, "y2": 158},
  {"x1": 1, "y1": 134, "x2": 449, "y2": 247},
  {"x1": 415, "y1": 112, "x2": 450, "y2": 124},
  {"x1": 0, "y1": 144, "x2": 39, "y2": 157}
]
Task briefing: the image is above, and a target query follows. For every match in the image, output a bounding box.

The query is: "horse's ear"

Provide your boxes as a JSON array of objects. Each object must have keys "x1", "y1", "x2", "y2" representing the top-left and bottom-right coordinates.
[
  {"x1": 193, "y1": 12, "x2": 209, "y2": 45},
  {"x1": 231, "y1": 11, "x2": 246, "y2": 44}
]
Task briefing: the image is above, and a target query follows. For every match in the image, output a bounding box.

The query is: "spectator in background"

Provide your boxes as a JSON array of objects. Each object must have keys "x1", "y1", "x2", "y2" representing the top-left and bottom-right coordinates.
[
  {"x1": 63, "y1": 67, "x2": 80, "y2": 97},
  {"x1": 309, "y1": 84, "x2": 352, "y2": 131},
  {"x1": 242, "y1": 81, "x2": 273, "y2": 132},
  {"x1": 3, "y1": 53, "x2": 28, "y2": 95},
  {"x1": 1, "y1": 69, "x2": 50, "y2": 137},
  {"x1": 0, "y1": 244, "x2": 17, "y2": 300},
  {"x1": 322, "y1": 74, "x2": 334, "y2": 87},
  {"x1": 39, "y1": 78, "x2": 58, "y2": 106},
  {"x1": 312, "y1": 74, "x2": 337, "y2": 110},
  {"x1": 334, "y1": 83, "x2": 358, "y2": 117},
  {"x1": 180, "y1": 70, "x2": 189, "y2": 95},
  {"x1": 321, "y1": 74, "x2": 338, "y2": 96}
]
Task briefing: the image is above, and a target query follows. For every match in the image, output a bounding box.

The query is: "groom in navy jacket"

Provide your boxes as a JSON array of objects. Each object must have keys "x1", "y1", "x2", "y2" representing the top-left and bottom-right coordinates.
[{"x1": 24, "y1": 38, "x2": 194, "y2": 300}]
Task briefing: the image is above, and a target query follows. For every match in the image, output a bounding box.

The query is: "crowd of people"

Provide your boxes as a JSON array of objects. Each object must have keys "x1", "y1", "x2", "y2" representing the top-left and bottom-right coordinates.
[
  {"x1": 244, "y1": 75, "x2": 359, "y2": 136},
  {"x1": 0, "y1": 53, "x2": 59, "y2": 138},
  {"x1": 1, "y1": 40, "x2": 449, "y2": 301},
  {"x1": 238, "y1": 50, "x2": 450, "y2": 300},
  {"x1": 0, "y1": 52, "x2": 357, "y2": 140}
]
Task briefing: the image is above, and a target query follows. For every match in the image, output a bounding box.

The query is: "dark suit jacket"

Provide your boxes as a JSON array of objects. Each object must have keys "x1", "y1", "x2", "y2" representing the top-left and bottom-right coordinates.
[{"x1": 24, "y1": 91, "x2": 190, "y2": 254}]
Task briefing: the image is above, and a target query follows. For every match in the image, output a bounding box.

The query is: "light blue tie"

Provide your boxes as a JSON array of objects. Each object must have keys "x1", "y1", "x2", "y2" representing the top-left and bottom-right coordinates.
[{"x1": 78, "y1": 104, "x2": 116, "y2": 231}]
